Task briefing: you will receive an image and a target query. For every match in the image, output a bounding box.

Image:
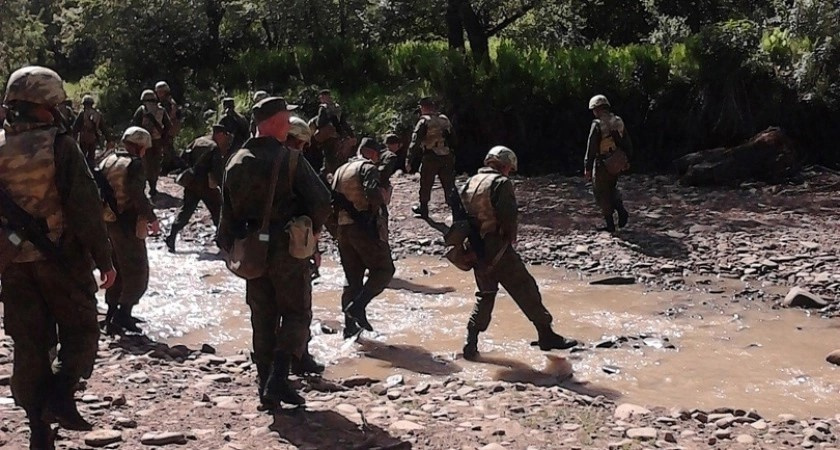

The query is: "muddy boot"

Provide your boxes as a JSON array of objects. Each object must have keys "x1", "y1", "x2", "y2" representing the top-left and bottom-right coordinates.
[
  {"x1": 112, "y1": 305, "x2": 142, "y2": 333},
  {"x1": 262, "y1": 351, "x2": 305, "y2": 407},
  {"x1": 534, "y1": 325, "x2": 578, "y2": 351},
  {"x1": 27, "y1": 410, "x2": 56, "y2": 450},
  {"x1": 411, "y1": 203, "x2": 428, "y2": 218},
  {"x1": 291, "y1": 351, "x2": 325, "y2": 377},
  {"x1": 598, "y1": 215, "x2": 616, "y2": 233},
  {"x1": 165, "y1": 233, "x2": 177, "y2": 253},
  {"x1": 344, "y1": 291, "x2": 373, "y2": 332},
  {"x1": 462, "y1": 329, "x2": 480, "y2": 361},
  {"x1": 46, "y1": 374, "x2": 93, "y2": 431},
  {"x1": 101, "y1": 304, "x2": 118, "y2": 331},
  {"x1": 617, "y1": 206, "x2": 629, "y2": 229},
  {"x1": 343, "y1": 316, "x2": 361, "y2": 340}
]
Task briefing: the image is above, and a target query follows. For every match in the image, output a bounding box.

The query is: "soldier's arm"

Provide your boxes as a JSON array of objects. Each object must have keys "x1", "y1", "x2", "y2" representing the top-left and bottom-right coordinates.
[
  {"x1": 316, "y1": 106, "x2": 330, "y2": 128},
  {"x1": 217, "y1": 162, "x2": 240, "y2": 252},
  {"x1": 360, "y1": 163, "x2": 384, "y2": 210},
  {"x1": 584, "y1": 121, "x2": 600, "y2": 173},
  {"x1": 291, "y1": 153, "x2": 332, "y2": 233},
  {"x1": 132, "y1": 107, "x2": 143, "y2": 126},
  {"x1": 492, "y1": 178, "x2": 518, "y2": 243},
  {"x1": 378, "y1": 151, "x2": 398, "y2": 183},
  {"x1": 162, "y1": 111, "x2": 172, "y2": 136},
  {"x1": 127, "y1": 159, "x2": 158, "y2": 223},
  {"x1": 54, "y1": 135, "x2": 114, "y2": 272},
  {"x1": 72, "y1": 114, "x2": 83, "y2": 134},
  {"x1": 408, "y1": 119, "x2": 427, "y2": 160}
]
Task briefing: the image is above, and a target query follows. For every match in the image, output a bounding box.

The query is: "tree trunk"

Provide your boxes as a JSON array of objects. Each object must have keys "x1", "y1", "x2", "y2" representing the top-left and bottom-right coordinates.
[
  {"x1": 446, "y1": 0, "x2": 465, "y2": 50},
  {"x1": 205, "y1": 0, "x2": 225, "y2": 62},
  {"x1": 457, "y1": 0, "x2": 490, "y2": 64}
]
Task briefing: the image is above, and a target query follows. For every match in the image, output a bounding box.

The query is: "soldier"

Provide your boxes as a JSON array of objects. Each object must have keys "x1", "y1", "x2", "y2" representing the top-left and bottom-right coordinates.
[
  {"x1": 56, "y1": 98, "x2": 76, "y2": 131},
  {"x1": 457, "y1": 146, "x2": 578, "y2": 360},
  {"x1": 383, "y1": 133, "x2": 405, "y2": 175},
  {"x1": 584, "y1": 95, "x2": 632, "y2": 232},
  {"x1": 218, "y1": 97, "x2": 250, "y2": 151},
  {"x1": 165, "y1": 124, "x2": 232, "y2": 253},
  {"x1": 131, "y1": 89, "x2": 171, "y2": 196},
  {"x1": 154, "y1": 81, "x2": 183, "y2": 174},
  {"x1": 218, "y1": 97, "x2": 332, "y2": 408},
  {"x1": 0, "y1": 66, "x2": 116, "y2": 449},
  {"x1": 331, "y1": 138, "x2": 396, "y2": 338},
  {"x1": 249, "y1": 90, "x2": 269, "y2": 137},
  {"x1": 407, "y1": 97, "x2": 456, "y2": 217},
  {"x1": 72, "y1": 94, "x2": 108, "y2": 167},
  {"x1": 313, "y1": 89, "x2": 355, "y2": 179},
  {"x1": 98, "y1": 127, "x2": 161, "y2": 334}
]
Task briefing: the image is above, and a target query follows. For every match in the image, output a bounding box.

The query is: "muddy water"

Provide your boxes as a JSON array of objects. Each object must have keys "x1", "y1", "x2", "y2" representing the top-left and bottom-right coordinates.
[{"x1": 128, "y1": 241, "x2": 839, "y2": 418}]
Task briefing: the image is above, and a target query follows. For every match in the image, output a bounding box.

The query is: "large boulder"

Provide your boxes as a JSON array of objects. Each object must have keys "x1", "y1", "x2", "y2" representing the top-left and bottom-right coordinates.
[
  {"x1": 675, "y1": 127, "x2": 799, "y2": 186},
  {"x1": 782, "y1": 287, "x2": 828, "y2": 309}
]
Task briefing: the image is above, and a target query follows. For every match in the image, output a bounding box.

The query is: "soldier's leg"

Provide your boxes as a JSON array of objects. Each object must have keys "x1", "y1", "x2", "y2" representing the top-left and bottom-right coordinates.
[
  {"x1": 143, "y1": 140, "x2": 164, "y2": 195},
  {"x1": 614, "y1": 178, "x2": 629, "y2": 228},
  {"x1": 167, "y1": 191, "x2": 201, "y2": 251},
  {"x1": 437, "y1": 153, "x2": 457, "y2": 211},
  {"x1": 463, "y1": 265, "x2": 500, "y2": 360},
  {"x1": 345, "y1": 228, "x2": 395, "y2": 331},
  {"x1": 245, "y1": 277, "x2": 278, "y2": 400},
  {"x1": 104, "y1": 228, "x2": 123, "y2": 332},
  {"x1": 593, "y1": 167, "x2": 617, "y2": 231},
  {"x1": 81, "y1": 142, "x2": 97, "y2": 168},
  {"x1": 203, "y1": 190, "x2": 223, "y2": 227},
  {"x1": 337, "y1": 226, "x2": 365, "y2": 337},
  {"x1": 415, "y1": 154, "x2": 437, "y2": 216},
  {"x1": 493, "y1": 247, "x2": 577, "y2": 350},
  {"x1": 271, "y1": 259, "x2": 312, "y2": 360}
]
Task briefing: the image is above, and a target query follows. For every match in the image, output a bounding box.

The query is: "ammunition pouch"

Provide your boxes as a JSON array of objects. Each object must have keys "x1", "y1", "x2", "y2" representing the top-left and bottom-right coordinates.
[
  {"x1": 444, "y1": 220, "x2": 471, "y2": 246},
  {"x1": 445, "y1": 244, "x2": 477, "y2": 272},
  {"x1": 286, "y1": 215, "x2": 316, "y2": 259},
  {"x1": 604, "y1": 149, "x2": 629, "y2": 176}
]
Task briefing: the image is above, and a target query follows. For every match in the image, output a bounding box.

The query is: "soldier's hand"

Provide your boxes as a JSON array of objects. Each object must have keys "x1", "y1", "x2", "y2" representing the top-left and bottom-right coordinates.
[
  {"x1": 313, "y1": 251, "x2": 322, "y2": 269},
  {"x1": 100, "y1": 268, "x2": 117, "y2": 289},
  {"x1": 148, "y1": 220, "x2": 161, "y2": 236},
  {"x1": 584, "y1": 171, "x2": 592, "y2": 182}
]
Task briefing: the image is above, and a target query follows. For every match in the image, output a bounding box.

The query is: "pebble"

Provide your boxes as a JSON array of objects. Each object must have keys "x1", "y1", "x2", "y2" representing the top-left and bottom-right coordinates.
[
  {"x1": 714, "y1": 429, "x2": 732, "y2": 440},
  {"x1": 626, "y1": 427, "x2": 657, "y2": 441},
  {"x1": 414, "y1": 382, "x2": 431, "y2": 395},
  {"x1": 614, "y1": 403, "x2": 651, "y2": 420},
  {"x1": 736, "y1": 434, "x2": 755, "y2": 444},
  {"x1": 389, "y1": 420, "x2": 425, "y2": 432},
  {"x1": 203, "y1": 374, "x2": 232, "y2": 383},
  {"x1": 782, "y1": 287, "x2": 827, "y2": 309},
  {"x1": 480, "y1": 445, "x2": 507, "y2": 450},
  {"x1": 84, "y1": 430, "x2": 123, "y2": 447},
  {"x1": 140, "y1": 431, "x2": 188, "y2": 446},
  {"x1": 826, "y1": 350, "x2": 840, "y2": 366}
]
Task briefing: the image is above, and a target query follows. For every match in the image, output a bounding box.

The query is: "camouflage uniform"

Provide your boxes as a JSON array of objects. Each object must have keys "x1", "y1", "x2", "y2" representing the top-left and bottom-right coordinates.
[
  {"x1": 314, "y1": 101, "x2": 354, "y2": 178},
  {"x1": 219, "y1": 106, "x2": 250, "y2": 152},
  {"x1": 584, "y1": 111, "x2": 632, "y2": 230},
  {"x1": 131, "y1": 98, "x2": 172, "y2": 195},
  {"x1": 0, "y1": 66, "x2": 114, "y2": 445},
  {"x1": 98, "y1": 150, "x2": 156, "y2": 313},
  {"x1": 72, "y1": 104, "x2": 107, "y2": 166},
  {"x1": 218, "y1": 136, "x2": 331, "y2": 403},
  {"x1": 159, "y1": 96, "x2": 183, "y2": 173},
  {"x1": 331, "y1": 157, "x2": 395, "y2": 336},
  {"x1": 57, "y1": 100, "x2": 76, "y2": 131},
  {"x1": 460, "y1": 164, "x2": 576, "y2": 358},
  {"x1": 409, "y1": 112, "x2": 456, "y2": 215},
  {"x1": 168, "y1": 136, "x2": 226, "y2": 248}
]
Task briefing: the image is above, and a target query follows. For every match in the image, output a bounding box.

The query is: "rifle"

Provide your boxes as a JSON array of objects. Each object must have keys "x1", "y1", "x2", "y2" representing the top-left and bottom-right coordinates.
[
  {"x1": 92, "y1": 168, "x2": 120, "y2": 220},
  {"x1": 447, "y1": 186, "x2": 486, "y2": 260},
  {"x1": 331, "y1": 191, "x2": 379, "y2": 239},
  {"x1": 0, "y1": 184, "x2": 63, "y2": 262}
]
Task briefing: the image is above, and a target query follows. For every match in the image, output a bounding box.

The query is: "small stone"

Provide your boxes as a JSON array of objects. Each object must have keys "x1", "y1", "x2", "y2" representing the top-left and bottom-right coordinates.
[
  {"x1": 480, "y1": 445, "x2": 507, "y2": 450},
  {"x1": 341, "y1": 376, "x2": 379, "y2": 388},
  {"x1": 590, "y1": 276, "x2": 635, "y2": 285},
  {"x1": 736, "y1": 434, "x2": 755, "y2": 445},
  {"x1": 614, "y1": 404, "x2": 651, "y2": 420},
  {"x1": 714, "y1": 429, "x2": 732, "y2": 440},
  {"x1": 562, "y1": 424, "x2": 581, "y2": 432},
  {"x1": 200, "y1": 344, "x2": 216, "y2": 354},
  {"x1": 140, "y1": 431, "x2": 188, "y2": 446},
  {"x1": 110, "y1": 395, "x2": 127, "y2": 407},
  {"x1": 826, "y1": 350, "x2": 840, "y2": 366},
  {"x1": 386, "y1": 389, "x2": 402, "y2": 400},
  {"x1": 126, "y1": 371, "x2": 149, "y2": 384},
  {"x1": 385, "y1": 374, "x2": 404, "y2": 389},
  {"x1": 115, "y1": 418, "x2": 137, "y2": 429},
  {"x1": 782, "y1": 287, "x2": 827, "y2": 309},
  {"x1": 626, "y1": 427, "x2": 657, "y2": 441},
  {"x1": 389, "y1": 420, "x2": 424, "y2": 433},
  {"x1": 750, "y1": 420, "x2": 768, "y2": 431},
  {"x1": 663, "y1": 431, "x2": 677, "y2": 443},
  {"x1": 84, "y1": 430, "x2": 123, "y2": 447},
  {"x1": 414, "y1": 382, "x2": 431, "y2": 395},
  {"x1": 456, "y1": 386, "x2": 475, "y2": 397},
  {"x1": 778, "y1": 413, "x2": 797, "y2": 424},
  {"x1": 203, "y1": 374, "x2": 232, "y2": 383}
]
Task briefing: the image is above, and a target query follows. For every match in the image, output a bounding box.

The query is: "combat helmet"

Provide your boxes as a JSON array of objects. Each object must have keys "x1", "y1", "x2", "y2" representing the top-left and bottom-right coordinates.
[
  {"x1": 3, "y1": 66, "x2": 66, "y2": 107},
  {"x1": 141, "y1": 90, "x2": 157, "y2": 102},
  {"x1": 588, "y1": 95, "x2": 611, "y2": 110},
  {"x1": 155, "y1": 81, "x2": 170, "y2": 92},
  {"x1": 253, "y1": 90, "x2": 269, "y2": 103},
  {"x1": 484, "y1": 146, "x2": 518, "y2": 172},
  {"x1": 122, "y1": 126, "x2": 152, "y2": 149},
  {"x1": 82, "y1": 94, "x2": 95, "y2": 106},
  {"x1": 288, "y1": 116, "x2": 313, "y2": 144}
]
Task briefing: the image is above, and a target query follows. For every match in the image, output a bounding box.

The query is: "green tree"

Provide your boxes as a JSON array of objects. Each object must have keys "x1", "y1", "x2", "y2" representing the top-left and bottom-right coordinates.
[{"x1": 0, "y1": 0, "x2": 48, "y2": 81}]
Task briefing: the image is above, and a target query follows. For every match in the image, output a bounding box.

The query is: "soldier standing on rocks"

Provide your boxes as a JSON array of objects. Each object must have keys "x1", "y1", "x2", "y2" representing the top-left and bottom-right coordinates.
[
  {"x1": 407, "y1": 97, "x2": 456, "y2": 218},
  {"x1": 154, "y1": 81, "x2": 183, "y2": 174},
  {"x1": 313, "y1": 89, "x2": 355, "y2": 180},
  {"x1": 331, "y1": 138, "x2": 396, "y2": 338},
  {"x1": 165, "y1": 124, "x2": 232, "y2": 253},
  {"x1": 0, "y1": 66, "x2": 117, "y2": 449},
  {"x1": 98, "y1": 127, "x2": 160, "y2": 334},
  {"x1": 132, "y1": 89, "x2": 171, "y2": 197},
  {"x1": 72, "y1": 94, "x2": 109, "y2": 167},
  {"x1": 218, "y1": 97, "x2": 332, "y2": 408},
  {"x1": 218, "y1": 97, "x2": 250, "y2": 152},
  {"x1": 456, "y1": 146, "x2": 579, "y2": 360},
  {"x1": 584, "y1": 95, "x2": 632, "y2": 232}
]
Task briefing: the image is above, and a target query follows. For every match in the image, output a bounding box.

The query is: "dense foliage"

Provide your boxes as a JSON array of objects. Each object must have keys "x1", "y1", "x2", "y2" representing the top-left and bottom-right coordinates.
[{"x1": 2, "y1": 0, "x2": 839, "y2": 172}]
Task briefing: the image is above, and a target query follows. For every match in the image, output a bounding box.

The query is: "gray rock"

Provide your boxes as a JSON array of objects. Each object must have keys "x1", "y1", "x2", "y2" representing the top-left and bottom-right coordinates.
[
  {"x1": 782, "y1": 287, "x2": 827, "y2": 309},
  {"x1": 341, "y1": 376, "x2": 379, "y2": 388},
  {"x1": 736, "y1": 434, "x2": 755, "y2": 444},
  {"x1": 140, "y1": 431, "x2": 188, "y2": 446},
  {"x1": 614, "y1": 403, "x2": 651, "y2": 420},
  {"x1": 389, "y1": 420, "x2": 424, "y2": 432},
  {"x1": 385, "y1": 374, "x2": 404, "y2": 389},
  {"x1": 84, "y1": 430, "x2": 123, "y2": 447},
  {"x1": 590, "y1": 276, "x2": 636, "y2": 285},
  {"x1": 826, "y1": 350, "x2": 840, "y2": 366},
  {"x1": 202, "y1": 374, "x2": 232, "y2": 383},
  {"x1": 626, "y1": 427, "x2": 657, "y2": 441},
  {"x1": 414, "y1": 382, "x2": 431, "y2": 395}
]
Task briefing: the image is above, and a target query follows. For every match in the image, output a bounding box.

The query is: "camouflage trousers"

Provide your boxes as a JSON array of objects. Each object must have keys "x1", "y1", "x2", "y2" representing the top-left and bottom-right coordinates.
[
  {"x1": 468, "y1": 235, "x2": 553, "y2": 334},
  {"x1": 170, "y1": 188, "x2": 221, "y2": 236},
  {"x1": 419, "y1": 152, "x2": 456, "y2": 208},
  {"x1": 337, "y1": 224, "x2": 395, "y2": 321},
  {"x1": 0, "y1": 259, "x2": 99, "y2": 412},
  {"x1": 143, "y1": 139, "x2": 165, "y2": 194},
  {"x1": 592, "y1": 163, "x2": 625, "y2": 217},
  {"x1": 246, "y1": 245, "x2": 313, "y2": 375},
  {"x1": 105, "y1": 221, "x2": 149, "y2": 307},
  {"x1": 78, "y1": 138, "x2": 98, "y2": 168}
]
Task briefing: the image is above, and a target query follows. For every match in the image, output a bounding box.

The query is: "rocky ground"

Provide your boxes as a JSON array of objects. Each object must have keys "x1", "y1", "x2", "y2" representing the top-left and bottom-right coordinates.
[{"x1": 0, "y1": 167, "x2": 838, "y2": 449}]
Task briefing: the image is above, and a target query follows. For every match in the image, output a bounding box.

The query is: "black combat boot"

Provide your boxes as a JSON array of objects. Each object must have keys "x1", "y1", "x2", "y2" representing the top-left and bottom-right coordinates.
[
  {"x1": 291, "y1": 351, "x2": 325, "y2": 377},
  {"x1": 411, "y1": 203, "x2": 428, "y2": 218},
  {"x1": 344, "y1": 291, "x2": 374, "y2": 332},
  {"x1": 101, "y1": 304, "x2": 118, "y2": 331},
  {"x1": 164, "y1": 233, "x2": 177, "y2": 253},
  {"x1": 535, "y1": 325, "x2": 579, "y2": 351},
  {"x1": 112, "y1": 305, "x2": 142, "y2": 333},
  {"x1": 262, "y1": 351, "x2": 305, "y2": 407},
  {"x1": 343, "y1": 315, "x2": 361, "y2": 340},
  {"x1": 45, "y1": 374, "x2": 93, "y2": 431},
  {"x1": 462, "y1": 329, "x2": 480, "y2": 361},
  {"x1": 254, "y1": 357, "x2": 272, "y2": 411},
  {"x1": 598, "y1": 215, "x2": 616, "y2": 233},
  {"x1": 27, "y1": 410, "x2": 56, "y2": 450},
  {"x1": 617, "y1": 206, "x2": 629, "y2": 229}
]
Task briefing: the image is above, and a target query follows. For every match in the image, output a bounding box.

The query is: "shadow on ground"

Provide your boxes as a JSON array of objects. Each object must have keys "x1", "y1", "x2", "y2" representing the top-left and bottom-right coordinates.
[
  {"x1": 270, "y1": 408, "x2": 411, "y2": 450},
  {"x1": 357, "y1": 338, "x2": 462, "y2": 376},
  {"x1": 387, "y1": 277, "x2": 456, "y2": 295}
]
